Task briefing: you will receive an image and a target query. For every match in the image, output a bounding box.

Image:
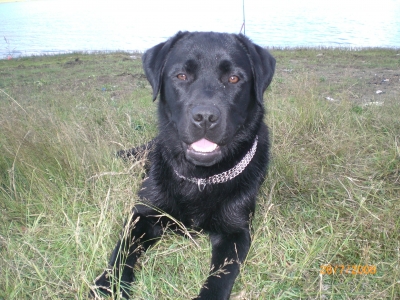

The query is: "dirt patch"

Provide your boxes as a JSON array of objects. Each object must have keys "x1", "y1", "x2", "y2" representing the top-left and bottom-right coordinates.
[
  {"x1": 313, "y1": 66, "x2": 399, "y2": 104},
  {"x1": 272, "y1": 49, "x2": 400, "y2": 105}
]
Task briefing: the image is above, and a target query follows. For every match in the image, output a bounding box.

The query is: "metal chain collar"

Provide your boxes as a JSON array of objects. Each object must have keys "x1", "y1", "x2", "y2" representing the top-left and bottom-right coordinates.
[{"x1": 174, "y1": 136, "x2": 258, "y2": 191}]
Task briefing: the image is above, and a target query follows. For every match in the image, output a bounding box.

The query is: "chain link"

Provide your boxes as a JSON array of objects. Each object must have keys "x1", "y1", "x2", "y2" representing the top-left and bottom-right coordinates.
[{"x1": 174, "y1": 136, "x2": 258, "y2": 191}]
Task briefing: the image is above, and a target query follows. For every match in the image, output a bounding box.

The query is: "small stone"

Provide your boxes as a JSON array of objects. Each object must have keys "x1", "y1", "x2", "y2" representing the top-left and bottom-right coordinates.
[{"x1": 363, "y1": 101, "x2": 384, "y2": 106}]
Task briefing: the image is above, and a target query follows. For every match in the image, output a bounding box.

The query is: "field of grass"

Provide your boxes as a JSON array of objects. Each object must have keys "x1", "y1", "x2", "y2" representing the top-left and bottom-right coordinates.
[{"x1": 0, "y1": 48, "x2": 399, "y2": 299}]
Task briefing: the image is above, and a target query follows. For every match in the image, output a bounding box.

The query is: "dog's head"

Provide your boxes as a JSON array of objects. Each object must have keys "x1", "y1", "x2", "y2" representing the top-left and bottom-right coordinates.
[{"x1": 142, "y1": 31, "x2": 275, "y2": 167}]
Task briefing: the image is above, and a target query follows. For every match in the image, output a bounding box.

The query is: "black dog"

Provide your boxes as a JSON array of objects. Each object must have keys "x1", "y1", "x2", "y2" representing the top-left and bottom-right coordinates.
[{"x1": 91, "y1": 31, "x2": 275, "y2": 299}]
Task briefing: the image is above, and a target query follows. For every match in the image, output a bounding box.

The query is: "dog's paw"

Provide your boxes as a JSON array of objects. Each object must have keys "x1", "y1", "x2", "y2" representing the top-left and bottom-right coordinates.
[
  {"x1": 89, "y1": 271, "x2": 134, "y2": 299},
  {"x1": 89, "y1": 271, "x2": 113, "y2": 298}
]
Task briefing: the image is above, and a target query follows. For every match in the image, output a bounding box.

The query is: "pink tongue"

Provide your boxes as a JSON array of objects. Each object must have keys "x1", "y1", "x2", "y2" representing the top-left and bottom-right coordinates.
[{"x1": 190, "y1": 139, "x2": 218, "y2": 153}]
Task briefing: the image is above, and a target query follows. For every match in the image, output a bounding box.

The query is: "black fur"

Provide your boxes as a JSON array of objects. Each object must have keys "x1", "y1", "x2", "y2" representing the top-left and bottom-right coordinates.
[{"x1": 91, "y1": 31, "x2": 275, "y2": 299}]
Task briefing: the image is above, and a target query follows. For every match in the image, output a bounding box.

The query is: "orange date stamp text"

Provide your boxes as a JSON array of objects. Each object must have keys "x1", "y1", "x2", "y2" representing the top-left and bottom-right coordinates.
[{"x1": 320, "y1": 264, "x2": 376, "y2": 275}]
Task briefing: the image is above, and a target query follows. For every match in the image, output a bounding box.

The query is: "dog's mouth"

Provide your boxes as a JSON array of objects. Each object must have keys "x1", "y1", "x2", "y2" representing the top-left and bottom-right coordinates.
[
  {"x1": 189, "y1": 139, "x2": 219, "y2": 153},
  {"x1": 185, "y1": 138, "x2": 222, "y2": 166}
]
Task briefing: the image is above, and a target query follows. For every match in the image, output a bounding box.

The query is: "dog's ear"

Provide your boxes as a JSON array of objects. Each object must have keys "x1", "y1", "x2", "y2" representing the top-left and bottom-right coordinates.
[
  {"x1": 235, "y1": 35, "x2": 276, "y2": 104},
  {"x1": 142, "y1": 31, "x2": 188, "y2": 101}
]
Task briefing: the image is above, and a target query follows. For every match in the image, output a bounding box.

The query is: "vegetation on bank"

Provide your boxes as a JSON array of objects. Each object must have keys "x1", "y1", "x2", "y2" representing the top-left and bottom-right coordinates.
[{"x1": 0, "y1": 49, "x2": 399, "y2": 299}]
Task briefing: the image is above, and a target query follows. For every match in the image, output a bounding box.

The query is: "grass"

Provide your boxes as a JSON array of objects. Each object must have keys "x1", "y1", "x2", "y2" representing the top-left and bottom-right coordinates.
[{"x1": 0, "y1": 49, "x2": 399, "y2": 299}]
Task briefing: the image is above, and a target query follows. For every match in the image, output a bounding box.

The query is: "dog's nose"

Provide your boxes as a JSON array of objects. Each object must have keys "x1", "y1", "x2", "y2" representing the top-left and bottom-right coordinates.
[{"x1": 191, "y1": 105, "x2": 221, "y2": 128}]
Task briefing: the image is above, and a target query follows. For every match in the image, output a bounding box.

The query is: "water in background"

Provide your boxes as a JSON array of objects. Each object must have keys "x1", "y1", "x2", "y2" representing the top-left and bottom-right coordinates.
[{"x1": 1, "y1": 0, "x2": 400, "y2": 58}]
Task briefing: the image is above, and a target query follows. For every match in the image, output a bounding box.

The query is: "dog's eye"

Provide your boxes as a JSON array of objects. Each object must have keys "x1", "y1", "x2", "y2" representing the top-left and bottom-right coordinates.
[
  {"x1": 228, "y1": 75, "x2": 239, "y2": 84},
  {"x1": 177, "y1": 74, "x2": 187, "y2": 81}
]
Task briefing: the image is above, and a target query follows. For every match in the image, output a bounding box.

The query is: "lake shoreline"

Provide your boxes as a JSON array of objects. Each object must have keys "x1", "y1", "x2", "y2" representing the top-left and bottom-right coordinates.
[{"x1": 2, "y1": 45, "x2": 400, "y2": 61}]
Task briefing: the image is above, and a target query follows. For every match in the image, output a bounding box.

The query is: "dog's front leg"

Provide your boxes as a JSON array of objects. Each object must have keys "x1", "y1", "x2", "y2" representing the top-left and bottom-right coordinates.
[
  {"x1": 196, "y1": 230, "x2": 251, "y2": 300},
  {"x1": 90, "y1": 211, "x2": 163, "y2": 299}
]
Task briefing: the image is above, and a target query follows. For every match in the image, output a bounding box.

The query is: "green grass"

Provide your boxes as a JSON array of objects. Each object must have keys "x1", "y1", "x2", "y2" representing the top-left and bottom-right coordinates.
[{"x1": 0, "y1": 49, "x2": 399, "y2": 299}]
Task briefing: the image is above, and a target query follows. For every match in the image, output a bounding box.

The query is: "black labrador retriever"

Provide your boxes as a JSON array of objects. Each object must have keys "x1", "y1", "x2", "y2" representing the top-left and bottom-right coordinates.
[{"x1": 91, "y1": 31, "x2": 275, "y2": 299}]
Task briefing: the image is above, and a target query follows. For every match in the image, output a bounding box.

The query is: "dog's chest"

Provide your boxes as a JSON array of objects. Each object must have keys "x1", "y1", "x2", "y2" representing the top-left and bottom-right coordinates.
[{"x1": 174, "y1": 190, "x2": 226, "y2": 230}]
